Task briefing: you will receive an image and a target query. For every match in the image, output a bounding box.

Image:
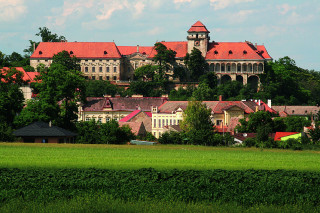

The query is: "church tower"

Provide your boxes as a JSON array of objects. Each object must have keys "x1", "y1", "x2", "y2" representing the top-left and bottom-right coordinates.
[{"x1": 187, "y1": 21, "x2": 210, "y2": 57}]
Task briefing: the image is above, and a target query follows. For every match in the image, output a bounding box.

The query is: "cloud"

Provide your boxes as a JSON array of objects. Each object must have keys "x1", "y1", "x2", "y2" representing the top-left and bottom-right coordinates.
[
  {"x1": 0, "y1": 0, "x2": 27, "y2": 22},
  {"x1": 47, "y1": 0, "x2": 150, "y2": 26},
  {"x1": 147, "y1": 27, "x2": 162, "y2": 36},
  {"x1": 277, "y1": 4, "x2": 296, "y2": 15},
  {"x1": 174, "y1": 0, "x2": 192, "y2": 3},
  {"x1": 254, "y1": 25, "x2": 286, "y2": 39},
  {"x1": 210, "y1": 0, "x2": 255, "y2": 10}
]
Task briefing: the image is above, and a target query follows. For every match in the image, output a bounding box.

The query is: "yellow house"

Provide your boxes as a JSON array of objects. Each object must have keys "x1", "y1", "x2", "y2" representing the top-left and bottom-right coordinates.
[
  {"x1": 78, "y1": 96, "x2": 167, "y2": 123},
  {"x1": 151, "y1": 100, "x2": 261, "y2": 138}
]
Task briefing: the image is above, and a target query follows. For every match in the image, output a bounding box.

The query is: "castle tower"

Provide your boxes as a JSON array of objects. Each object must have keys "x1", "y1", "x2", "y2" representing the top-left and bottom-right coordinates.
[{"x1": 187, "y1": 21, "x2": 210, "y2": 57}]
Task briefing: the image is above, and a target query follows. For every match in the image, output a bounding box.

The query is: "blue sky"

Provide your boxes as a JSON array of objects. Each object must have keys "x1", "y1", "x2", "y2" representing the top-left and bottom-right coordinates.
[{"x1": 1, "y1": 0, "x2": 319, "y2": 70}]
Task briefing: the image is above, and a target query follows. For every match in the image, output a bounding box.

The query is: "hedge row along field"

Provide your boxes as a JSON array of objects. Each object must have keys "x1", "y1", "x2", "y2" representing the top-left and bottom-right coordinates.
[{"x1": 1, "y1": 168, "x2": 320, "y2": 207}]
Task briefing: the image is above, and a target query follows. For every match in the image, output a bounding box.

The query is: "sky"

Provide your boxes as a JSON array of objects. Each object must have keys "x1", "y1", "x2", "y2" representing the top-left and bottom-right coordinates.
[{"x1": 0, "y1": 0, "x2": 319, "y2": 70}]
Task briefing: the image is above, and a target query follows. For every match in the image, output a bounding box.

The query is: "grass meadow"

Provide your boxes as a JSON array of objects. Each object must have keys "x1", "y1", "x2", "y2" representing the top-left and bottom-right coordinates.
[
  {"x1": 1, "y1": 143, "x2": 320, "y2": 213},
  {"x1": 1, "y1": 143, "x2": 320, "y2": 171}
]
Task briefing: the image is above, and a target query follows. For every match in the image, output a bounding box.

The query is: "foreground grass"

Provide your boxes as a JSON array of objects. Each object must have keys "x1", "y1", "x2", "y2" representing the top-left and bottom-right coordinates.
[
  {"x1": 1, "y1": 143, "x2": 320, "y2": 171},
  {"x1": 1, "y1": 194, "x2": 319, "y2": 213}
]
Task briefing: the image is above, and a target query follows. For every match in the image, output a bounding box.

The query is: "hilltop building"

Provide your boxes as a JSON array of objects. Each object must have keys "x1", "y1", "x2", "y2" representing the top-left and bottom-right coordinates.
[{"x1": 30, "y1": 21, "x2": 272, "y2": 84}]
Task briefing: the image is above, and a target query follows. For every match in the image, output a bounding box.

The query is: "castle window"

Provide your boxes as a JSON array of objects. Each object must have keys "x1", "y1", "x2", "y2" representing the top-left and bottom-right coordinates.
[
  {"x1": 39, "y1": 51, "x2": 42, "y2": 55},
  {"x1": 196, "y1": 33, "x2": 198, "y2": 38},
  {"x1": 92, "y1": 76, "x2": 95, "y2": 80},
  {"x1": 92, "y1": 67, "x2": 95, "y2": 72},
  {"x1": 104, "y1": 51, "x2": 107, "y2": 55},
  {"x1": 70, "y1": 51, "x2": 73, "y2": 54},
  {"x1": 113, "y1": 76, "x2": 117, "y2": 81},
  {"x1": 113, "y1": 67, "x2": 117, "y2": 72},
  {"x1": 106, "y1": 76, "x2": 110, "y2": 80},
  {"x1": 229, "y1": 50, "x2": 233, "y2": 54},
  {"x1": 99, "y1": 76, "x2": 103, "y2": 80},
  {"x1": 106, "y1": 67, "x2": 110, "y2": 72},
  {"x1": 99, "y1": 67, "x2": 102, "y2": 72},
  {"x1": 214, "y1": 50, "x2": 218, "y2": 55},
  {"x1": 243, "y1": 50, "x2": 247, "y2": 54},
  {"x1": 85, "y1": 67, "x2": 88, "y2": 72}
]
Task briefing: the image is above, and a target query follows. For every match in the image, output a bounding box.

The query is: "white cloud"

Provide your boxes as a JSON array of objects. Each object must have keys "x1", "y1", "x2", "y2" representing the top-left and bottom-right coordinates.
[
  {"x1": 147, "y1": 27, "x2": 162, "y2": 35},
  {"x1": 277, "y1": 4, "x2": 296, "y2": 15},
  {"x1": 219, "y1": 9, "x2": 254, "y2": 24},
  {"x1": 47, "y1": 0, "x2": 150, "y2": 26},
  {"x1": 0, "y1": 0, "x2": 27, "y2": 22},
  {"x1": 174, "y1": 0, "x2": 192, "y2": 3},
  {"x1": 254, "y1": 25, "x2": 286, "y2": 39},
  {"x1": 210, "y1": 0, "x2": 255, "y2": 10}
]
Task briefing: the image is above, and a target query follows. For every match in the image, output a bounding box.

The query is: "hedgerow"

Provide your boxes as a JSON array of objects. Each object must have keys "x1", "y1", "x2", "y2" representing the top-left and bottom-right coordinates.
[{"x1": 1, "y1": 168, "x2": 320, "y2": 206}]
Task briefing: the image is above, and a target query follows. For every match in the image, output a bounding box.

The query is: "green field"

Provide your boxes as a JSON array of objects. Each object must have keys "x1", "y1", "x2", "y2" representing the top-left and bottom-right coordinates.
[
  {"x1": 1, "y1": 143, "x2": 320, "y2": 213},
  {"x1": 1, "y1": 143, "x2": 320, "y2": 171}
]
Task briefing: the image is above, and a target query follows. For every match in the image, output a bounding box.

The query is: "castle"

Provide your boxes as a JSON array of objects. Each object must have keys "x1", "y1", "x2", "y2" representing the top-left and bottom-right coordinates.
[{"x1": 30, "y1": 21, "x2": 272, "y2": 84}]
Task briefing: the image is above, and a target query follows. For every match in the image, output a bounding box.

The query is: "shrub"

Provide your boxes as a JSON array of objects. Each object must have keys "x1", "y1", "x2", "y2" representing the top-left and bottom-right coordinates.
[
  {"x1": 278, "y1": 138, "x2": 302, "y2": 150},
  {"x1": 243, "y1": 138, "x2": 256, "y2": 147},
  {"x1": 158, "y1": 131, "x2": 182, "y2": 144}
]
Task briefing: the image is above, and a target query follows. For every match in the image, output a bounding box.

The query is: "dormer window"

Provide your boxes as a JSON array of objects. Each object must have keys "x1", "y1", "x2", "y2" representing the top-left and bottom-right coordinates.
[
  {"x1": 70, "y1": 51, "x2": 74, "y2": 54},
  {"x1": 214, "y1": 50, "x2": 218, "y2": 55},
  {"x1": 104, "y1": 51, "x2": 107, "y2": 55},
  {"x1": 229, "y1": 50, "x2": 233, "y2": 54},
  {"x1": 39, "y1": 51, "x2": 42, "y2": 55},
  {"x1": 243, "y1": 50, "x2": 247, "y2": 54}
]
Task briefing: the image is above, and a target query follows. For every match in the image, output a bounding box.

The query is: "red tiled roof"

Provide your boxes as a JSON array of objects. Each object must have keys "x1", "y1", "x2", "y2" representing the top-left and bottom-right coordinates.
[
  {"x1": 119, "y1": 121, "x2": 144, "y2": 136},
  {"x1": 158, "y1": 101, "x2": 258, "y2": 114},
  {"x1": 30, "y1": 42, "x2": 121, "y2": 59},
  {"x1": 144, "y1": 112, "x2": 152, "y2": 117},
  {"x1": 117, "y1": 46, "x2": 154, "y2": 56},
  {"x1": 83, "y1": 97, "x2": 167, "y2": 112},
  {"x1": 274, "y1": 132, "x2": 299, "y2": 141},
  {"x1": 206, "y1": 42, "x2": 266, "y2": 60},
  {"x1": 148, "y1": 42, "x2": 188, "y2": 58},
  {"x1": 1, "y1": 67, "x2": 39, "y2": 83},
  {"x1": 212, "y1": 101, "x2": 256, "y2": 114},
  {"x1": 272, "y1": 106, "x2": 320, "y2": 116},
  {"x1": 233, "y1": 133, "x2": 257, "y2": 141},
  {"x1": 188, "y1": 21, "x2": 210, "y2": 33},
  {"x1": 256, "y1": 45, "x2": 272, "y2": 60},
  {"x1": 119, "y1": 110, "x2": 141, "y2": 122}
]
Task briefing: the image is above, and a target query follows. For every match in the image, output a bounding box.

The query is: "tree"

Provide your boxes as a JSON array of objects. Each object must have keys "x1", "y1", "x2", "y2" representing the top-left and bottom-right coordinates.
[
  {"x1": 36, "y1": 27, "x2": 66, "y2": 42},
  {"x1": 184, "y1": 48, "x2": 208, "y2": 81},
  {"x1": 75, "y1": 120, "x2": 135, "y2": 144},
  {"x1": 192, "y1": 83, "x2": 215, "y2": 101},
  {"x1": 0, "y1": 68, "x2": 25, "y2": 125},
  {"x1": 134, "y1": 65, "x2": 158, "y2": 81},
  {"x1": 153, "y1": 42, "x2": 176, "y2": 79},
  {"x1": 236, "y1": 111, "x2": 273, "y2": 133},
  {"x1": 15, "y1": 52, "x2": 86, "y2": 130},
  {"x1": 85, "y1": 80, "x2": 122, "y2": 97},
  {"x1": 284, "y1": 116, "x2": 311, "y2": 132},
  {"x1": 181, "y1": 101, "x2": 213, "y2": 133}
]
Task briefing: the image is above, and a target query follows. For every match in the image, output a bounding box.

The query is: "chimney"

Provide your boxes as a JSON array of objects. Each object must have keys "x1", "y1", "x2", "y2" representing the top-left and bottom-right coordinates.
[
  {"x1": 267, "y1": 99, "x2": 272, "y2": 108},
  {"x1": 137, "y1": 45, "x2": 139, "y2": 53},
  {"x1": 255, "y1": 106, "x2": 259, "y2": 112},
  {"x1": 258, "y1": 100, "x2": 261, "y2": 106},
  {"x1": 49, "y1": 121, "x2": 52, "y2": 127},
  {"x1": 219, "y1": 95, "x2": 223, "y2": 101},
  {"x1": 33, "y1": 43, "x2": 36, "y2": 53}
]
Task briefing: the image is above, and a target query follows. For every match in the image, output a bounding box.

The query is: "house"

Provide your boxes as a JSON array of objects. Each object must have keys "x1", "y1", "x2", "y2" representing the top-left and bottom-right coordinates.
[
  {"x1": 13, "y1": 121, "x2": 77, "y2": 143},
  {"x1": 30, "y1": 21, "x2": 271, "y2": 84},
  {"x1": 1, "y1": 67, "x2": 39, "y2": 101},
  {"x1": 151, "y1": 99, "x2": 270, "y2": 138},
  {"x1": 78, "y1": 96, "x2": 167, "y2": 123},
  {"x1": 272, "y1": 106, "x2": 320, "y2": 118},
  {"x1": 119, "y1": 110, "x2": 152, "y2": 132},
  {"x1": 118, "y1": 122, "x2": 147, "y2": 137}
]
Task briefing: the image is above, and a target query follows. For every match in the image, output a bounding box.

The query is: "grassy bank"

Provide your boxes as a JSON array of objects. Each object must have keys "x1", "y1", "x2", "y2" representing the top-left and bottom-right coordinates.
[{"x1": 1, "y1": 143, "x2": 320, "y2": 171}]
